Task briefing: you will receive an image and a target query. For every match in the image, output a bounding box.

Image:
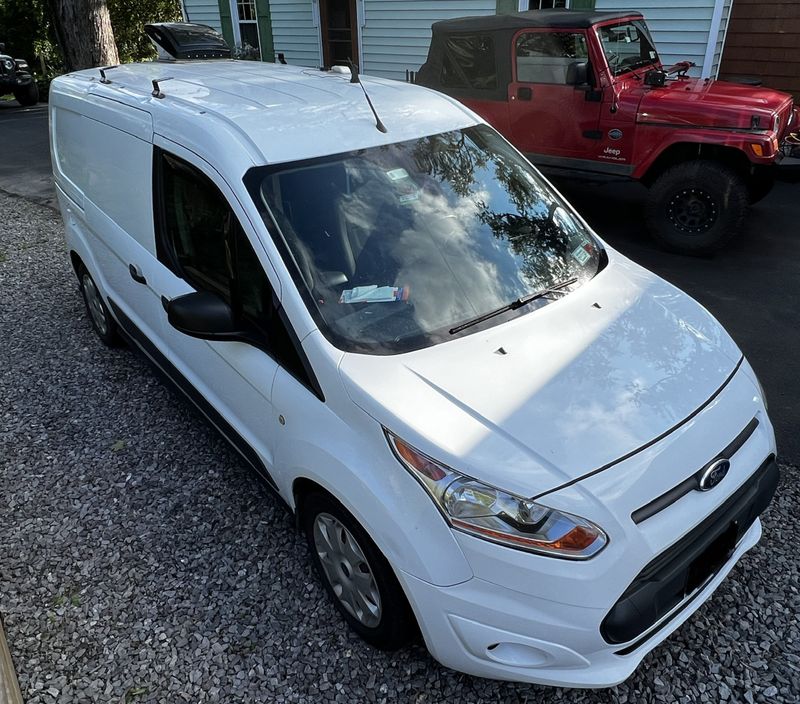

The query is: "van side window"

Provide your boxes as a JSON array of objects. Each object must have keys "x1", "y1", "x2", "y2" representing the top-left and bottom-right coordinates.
[
  {"x1": 515, "y1": 32, "x2": 588, "y2": 84},
  {"x1": 160, "y1": 153, "x2": 233, "y2": 301},
  {"x1": 154, "y1": 149, "x2": 321, "y2": 398}
]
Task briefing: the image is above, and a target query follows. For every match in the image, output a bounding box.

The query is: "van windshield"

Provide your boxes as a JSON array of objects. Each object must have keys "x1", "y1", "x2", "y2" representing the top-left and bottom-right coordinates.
[{"x1": 246, "y1": 125, "x2": 604, "y2": 354}]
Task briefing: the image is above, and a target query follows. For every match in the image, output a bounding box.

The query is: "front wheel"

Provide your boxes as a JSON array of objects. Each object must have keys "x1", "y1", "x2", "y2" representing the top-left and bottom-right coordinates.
[
  {"x1": 13, "y1": 82, "x2": 38, "y2": 107},
  {"x1": 302, "y1": 491, "x2": 416, "y2": 650},
  {"x1": 645, "y1": 160, "x2": 748, "y2": 255}
]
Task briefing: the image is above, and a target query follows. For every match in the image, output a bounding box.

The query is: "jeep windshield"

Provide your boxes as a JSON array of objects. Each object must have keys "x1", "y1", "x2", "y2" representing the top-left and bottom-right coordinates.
[
  {"x1": 246, "y1": 125, "x2": 604, "y2": 354},
  {"x1": 598, "y1": 20, "x2": 659, "y2": 77}
]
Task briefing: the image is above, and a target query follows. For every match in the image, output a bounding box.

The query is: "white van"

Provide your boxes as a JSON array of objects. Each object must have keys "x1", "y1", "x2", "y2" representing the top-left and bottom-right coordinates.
[{"x1": 49, "y1": 23, "x2": 778, "y2": 688}]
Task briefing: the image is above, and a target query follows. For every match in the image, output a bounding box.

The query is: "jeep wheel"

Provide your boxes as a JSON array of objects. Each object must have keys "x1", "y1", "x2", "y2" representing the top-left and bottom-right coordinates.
[
  {"x1": 747, "y1": 172, "x2": 775, "y2": 204},
  {"x1": 645, "y1": 161, "x2": 748, "y2": 255},
  {"x1": 13, "y1": 82, "x2": 38, "y2": 106}
]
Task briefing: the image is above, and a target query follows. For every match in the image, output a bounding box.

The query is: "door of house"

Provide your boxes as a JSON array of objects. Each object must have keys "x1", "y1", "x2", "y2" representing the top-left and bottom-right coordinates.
[{"x1": 319, "y1": 0, "x2": 359, "y2": 67}]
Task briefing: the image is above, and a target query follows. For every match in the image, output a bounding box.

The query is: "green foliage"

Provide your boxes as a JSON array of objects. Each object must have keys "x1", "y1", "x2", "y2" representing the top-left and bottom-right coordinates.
[
  {"x1": 109, "y1": 0, "x2": 182, "y2": 64},
  {"x1": 0, "y1": 0, "x2": 182, "y2": 91}
]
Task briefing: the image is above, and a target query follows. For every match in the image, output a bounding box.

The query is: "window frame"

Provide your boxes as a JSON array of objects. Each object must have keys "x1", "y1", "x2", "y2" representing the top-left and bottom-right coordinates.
[
  {"x1": 513, "y1": 28, "x2": 591, "y2": 86},
  {"x1": 152, "y1": 146, "x2": 324, "y2": 400}
]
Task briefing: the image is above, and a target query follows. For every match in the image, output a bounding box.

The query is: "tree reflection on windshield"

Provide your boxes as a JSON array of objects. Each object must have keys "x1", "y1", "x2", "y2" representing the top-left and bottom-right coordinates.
[{"x1": 253, "y1": 125, "x2": 603, "y2": 353}]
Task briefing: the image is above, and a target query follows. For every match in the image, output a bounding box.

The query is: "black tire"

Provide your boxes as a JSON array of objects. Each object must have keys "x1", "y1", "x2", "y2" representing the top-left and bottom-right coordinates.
[
  {"x1": 78, "y1": 265, "x2": 120, "y2": 346},
  {"x1": 645, "y1": 160, "x2": 748, "y2": 255},
  {"x1": 301, "y1": 491, "x2": 416, "y2": 650},
  {"x1": 13, "y1": 82, "x2": 38, "y2": 107},
  {"x1": 747, "y1": 173, "x2": 775, "y2": 205}
]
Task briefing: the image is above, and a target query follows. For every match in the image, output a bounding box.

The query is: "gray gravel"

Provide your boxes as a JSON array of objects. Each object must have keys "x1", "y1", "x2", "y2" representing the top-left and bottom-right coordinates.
[{"x1": 1, "y1": 190, "x2": 798, "y2": 703}]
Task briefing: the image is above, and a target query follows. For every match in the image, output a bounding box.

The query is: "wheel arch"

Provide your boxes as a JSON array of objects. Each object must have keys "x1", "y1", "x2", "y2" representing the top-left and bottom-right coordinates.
[
  {"x1": 69, "y1": 250, "x2": 85, "y2": 281},
  {"x1": 640, "y1": 142, "x2": 752, "y2": 187}
]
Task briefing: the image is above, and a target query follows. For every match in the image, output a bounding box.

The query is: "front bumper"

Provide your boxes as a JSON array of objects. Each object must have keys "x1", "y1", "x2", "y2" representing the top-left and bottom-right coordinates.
[
  {"x1": 399, "y1": 365, "x2": 776, "y2": 687},
  {"x1": 400, "y1": 519, "x2": 762, "y2": 688}
]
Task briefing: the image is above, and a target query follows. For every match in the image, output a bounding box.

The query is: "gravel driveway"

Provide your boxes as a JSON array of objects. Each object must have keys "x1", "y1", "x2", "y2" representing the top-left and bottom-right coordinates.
[{"x1": 1, "y1": 191, "x2": 798, "y2": 703}]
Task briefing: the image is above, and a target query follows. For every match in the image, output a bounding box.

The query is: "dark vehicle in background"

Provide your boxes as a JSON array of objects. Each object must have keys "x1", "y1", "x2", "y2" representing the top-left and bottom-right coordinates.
[
  {"x1": 417, "y1": 10, "x2": 799, "y2": 254},
  {"x1": 0, "y1": 42, "x2": 38, "y2": 106}
]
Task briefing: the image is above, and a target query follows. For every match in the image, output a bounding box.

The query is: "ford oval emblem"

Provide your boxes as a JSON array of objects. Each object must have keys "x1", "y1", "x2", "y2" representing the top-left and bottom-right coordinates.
[
  {"x1": 608, "y1": 129, "x2": 623, "y2": 140},
  {"x1": 699, "y1": 458, "x2": 731, "y2": 491}
]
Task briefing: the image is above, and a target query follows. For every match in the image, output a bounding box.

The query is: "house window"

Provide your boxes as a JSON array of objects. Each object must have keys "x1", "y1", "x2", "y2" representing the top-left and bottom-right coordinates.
[
  {"x1": 232, "y1": 0, "x2": 261, "y2": 59},
  {"x1": 518, "y1": 1, "x2": 568, "y2": 10}
]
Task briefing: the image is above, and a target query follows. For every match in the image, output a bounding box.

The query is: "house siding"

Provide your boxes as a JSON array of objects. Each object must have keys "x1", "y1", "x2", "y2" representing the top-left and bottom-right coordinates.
[
  {"x1": 182, "y1": 0, "x2": 224, "y2": 33},
  {"x1": 269, "y1": 0, "x2": 321, "y2": 67},
  {"x1": 361, "y1": 0, "x2": 496, "y2": 79},
  {"x1": 595, "y1": 0, "x2": 717, "y2": 76}
]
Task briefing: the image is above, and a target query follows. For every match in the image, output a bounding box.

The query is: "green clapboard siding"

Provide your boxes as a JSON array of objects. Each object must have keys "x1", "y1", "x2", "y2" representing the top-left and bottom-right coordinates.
[
  {"x1": 570, "y1": 0, "x2": 596, "y2": 8},
  {"x1": 182, "y1": 0, "x2": 224, "y2": 33},
  {"x1": 496, "y1": 0, "x2": 517, "y2": 14},
  {"x1": 595, "y1": 0, "x2": 716, "y2": 75},
  {"x1": 362, "y1": 1, "x2": 496, "y2": 80}
]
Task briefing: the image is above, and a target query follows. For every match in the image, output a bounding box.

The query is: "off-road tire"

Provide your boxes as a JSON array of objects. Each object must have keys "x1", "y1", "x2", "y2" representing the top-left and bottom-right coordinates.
[
  {"x1": 78, "y1": 264, "x2": 120, "y2": 347},
  {"x1": 747, "y1": 173, "x2": 775, "y2": 205},
  {"x1": 302, "y1": 491, "x2": 417, "y2": 650},
  {"x1": 13, "y1": 82, "x2": 38, "y2": 107},
  {"x1": 645, "y1": 160, "x2": 748, "y2": 255}
]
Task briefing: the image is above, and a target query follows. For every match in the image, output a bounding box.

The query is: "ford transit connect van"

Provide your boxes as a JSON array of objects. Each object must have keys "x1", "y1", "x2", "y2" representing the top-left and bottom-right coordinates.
[{"x1": 49, "y1": 24, "x2": 778, "y2": 688}]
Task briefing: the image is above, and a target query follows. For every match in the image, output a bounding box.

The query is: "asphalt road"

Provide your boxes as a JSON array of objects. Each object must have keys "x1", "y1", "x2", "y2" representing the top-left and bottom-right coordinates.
[{"x1": 1, "y1": 100, "x2": 798, "y2": 463}]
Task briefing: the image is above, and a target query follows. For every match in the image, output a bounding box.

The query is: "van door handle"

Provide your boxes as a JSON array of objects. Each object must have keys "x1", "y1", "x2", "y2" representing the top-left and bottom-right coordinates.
[{"x1": 129, "y1": 264, "x2": 147, "y2": 285}]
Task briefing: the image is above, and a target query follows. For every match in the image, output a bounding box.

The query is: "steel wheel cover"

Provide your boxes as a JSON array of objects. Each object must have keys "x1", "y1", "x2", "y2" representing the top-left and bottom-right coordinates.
[
  {"x1": 82, "y1": 274, "x2": 108, "y2": 335},
  {"x1": 313, "y1": 512, "x2": 382, "y2": 628}
]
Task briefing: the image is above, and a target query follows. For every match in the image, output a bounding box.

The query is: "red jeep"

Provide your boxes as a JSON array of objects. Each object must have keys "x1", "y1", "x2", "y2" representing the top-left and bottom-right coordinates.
[{"x1": 417, "y1": 10, "x2": 800, "y2": 254}]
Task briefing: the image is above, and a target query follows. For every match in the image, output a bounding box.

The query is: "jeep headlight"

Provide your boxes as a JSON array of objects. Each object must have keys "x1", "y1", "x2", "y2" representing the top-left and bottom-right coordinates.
[
  {"x1": 2, "y1": 59, "x2": 14, "y2": 70},
  {"x1": 386, "y1": 431, "x2": 607, "y2": 559}
]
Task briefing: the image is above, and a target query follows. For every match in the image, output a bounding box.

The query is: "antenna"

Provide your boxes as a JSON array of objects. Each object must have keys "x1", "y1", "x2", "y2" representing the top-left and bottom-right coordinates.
[{"x1": 346, "y1": 58, "x2": 387, "y2": 134}]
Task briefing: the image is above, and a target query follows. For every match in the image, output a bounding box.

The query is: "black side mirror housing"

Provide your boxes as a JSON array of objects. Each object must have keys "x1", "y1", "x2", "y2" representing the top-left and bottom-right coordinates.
[
  {"x1": 0, "y1": 43, "x2": 5, "y2": 53},
  {"x1": 166, "y1": 290, "x2": 247, "y2": 341},
  {"x1": 566, "y1": 60, "x2": 589, "y2": 86},
  {"x1": 644, "y1": 69, "x2": 667, "y2": 87}
]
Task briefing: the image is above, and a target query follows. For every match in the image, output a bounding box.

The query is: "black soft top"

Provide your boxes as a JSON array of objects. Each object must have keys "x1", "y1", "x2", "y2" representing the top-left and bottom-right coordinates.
[
  {"x1": 431, "y1": 10, "x2": 642, "y2": 34},
  {"x1": 417, "y1": 10, "x2": 644, "y2": 101}
]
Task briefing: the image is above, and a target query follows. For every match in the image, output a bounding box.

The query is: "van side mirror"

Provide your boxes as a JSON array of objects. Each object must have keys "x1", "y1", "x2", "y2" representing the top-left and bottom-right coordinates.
[
  {"x1": 166, "y1": 290, "x2": 248, "y2": 342},
  {"x1": 566, "y1": 61, "x2": 589, "y2": 86}
]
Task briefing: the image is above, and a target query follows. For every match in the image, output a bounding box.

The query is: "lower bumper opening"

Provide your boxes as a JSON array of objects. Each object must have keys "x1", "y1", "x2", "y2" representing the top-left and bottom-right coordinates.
[{"x1": 601, "y1": 455, "x2": 779, "y2": 647}]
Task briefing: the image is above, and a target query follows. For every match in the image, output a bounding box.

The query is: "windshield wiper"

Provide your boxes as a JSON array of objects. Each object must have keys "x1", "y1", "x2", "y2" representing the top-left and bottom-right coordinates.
[{"x1": 449, "y1": 278, "x2": 578, "y2": 335}]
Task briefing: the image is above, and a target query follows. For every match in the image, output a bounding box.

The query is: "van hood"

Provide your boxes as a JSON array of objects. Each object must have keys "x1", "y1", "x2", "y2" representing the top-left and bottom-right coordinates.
[
  {"x1": 339, "y1": 256, "x2": 742, "y2": 497},
  {"x1": 638, "y1": 78, "x2": 793, "y2": 132}
]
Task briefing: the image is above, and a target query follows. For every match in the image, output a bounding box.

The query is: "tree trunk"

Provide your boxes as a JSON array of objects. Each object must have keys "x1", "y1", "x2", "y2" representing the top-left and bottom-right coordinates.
[{"x1": 50, "y1": 0, "x2": 120, "y2": 71}]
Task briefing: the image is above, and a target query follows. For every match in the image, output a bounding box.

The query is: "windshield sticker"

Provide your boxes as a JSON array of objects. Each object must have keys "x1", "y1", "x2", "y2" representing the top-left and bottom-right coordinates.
[
  {"x1": 571, "y1": 244, "x2": 591, "y2": 266},
  {"x1": 385, "y1": 168, "x2": 409, "y2": 181},
  {"x1": 340, "y1": 285, "x2": 410, "y2": 304}
]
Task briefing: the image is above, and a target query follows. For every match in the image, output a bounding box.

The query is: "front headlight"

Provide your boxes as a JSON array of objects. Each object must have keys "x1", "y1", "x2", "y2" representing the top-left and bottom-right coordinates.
[
  {"x1": 2, "y1": 59, "x2": 14, "y2": 71},
  {"x1": 386, "y1": 431, "x2": 607, "y2": 559}
]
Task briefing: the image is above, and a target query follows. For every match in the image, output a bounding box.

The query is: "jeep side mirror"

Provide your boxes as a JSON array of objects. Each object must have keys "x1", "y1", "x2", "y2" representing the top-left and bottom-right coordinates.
[
  {"x1": 166, "y1": 290, "x2": 248, "y2": 342},
  {"x1": 0, "y1": 43, "x2": 5, "y2": 52},
  {"x1": 566, "y1": 61, "x2": 589, "y2": 86}
]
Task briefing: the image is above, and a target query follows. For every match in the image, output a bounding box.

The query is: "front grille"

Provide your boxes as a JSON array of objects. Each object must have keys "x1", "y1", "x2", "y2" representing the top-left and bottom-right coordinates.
[{"x1": 602, "y1": 455, "x2": 779, "y2": 647}]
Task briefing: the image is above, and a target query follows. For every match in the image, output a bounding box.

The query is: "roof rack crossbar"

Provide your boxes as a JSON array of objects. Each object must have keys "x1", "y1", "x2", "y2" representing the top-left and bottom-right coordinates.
[
  {"x1": 152, "y1": 77, "x2": 174, "y2": 99},
  {"x1": 98, "y1": 65, "x2": 119, "y2": 84}
]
